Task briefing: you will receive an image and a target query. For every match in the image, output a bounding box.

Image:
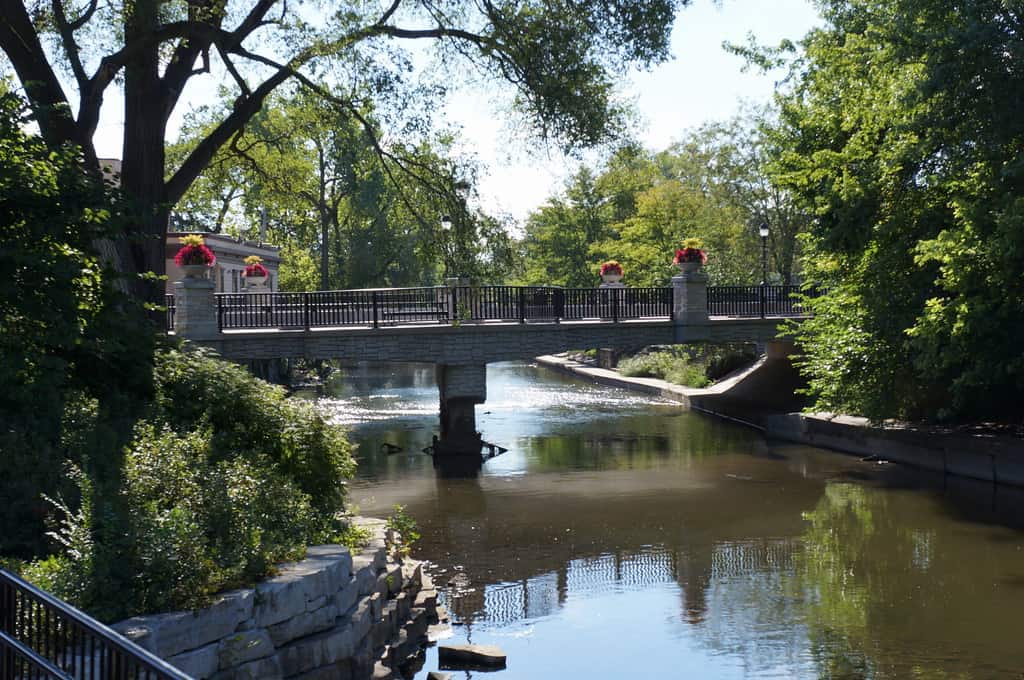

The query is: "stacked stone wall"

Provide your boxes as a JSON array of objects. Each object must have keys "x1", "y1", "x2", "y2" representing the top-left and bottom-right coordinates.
[{"x1": 112, "y1": 519, "x2": 440, "y2": 680}]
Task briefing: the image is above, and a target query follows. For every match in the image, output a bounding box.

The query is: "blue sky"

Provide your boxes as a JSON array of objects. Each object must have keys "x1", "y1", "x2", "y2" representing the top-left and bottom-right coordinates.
[{"x1": 445, "y1": 0, "x2": 821, "y2": 222}]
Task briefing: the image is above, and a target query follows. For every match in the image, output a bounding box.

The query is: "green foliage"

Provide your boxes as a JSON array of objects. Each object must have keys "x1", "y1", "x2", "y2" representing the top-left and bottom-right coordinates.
[
  {"x1": 0, "y1": 91, "x2": 154, "y2": 557},
  {"x1": 19, "y1": 346, "x2": 355, "y2": 621},
  {"x1": 618, "y1": 344, "x2": 757, "y2": 387},
  {"x1": 519, "y1": 118, "x2": 809, "y2": 288},
  {"x1": 386, "y1": 505, "x2": 421, "y2": 558},
  {"x1": 618, "y1": 350, "x2": 710, "y2": 388},
  {"x1": 768, "y1": 0, "x2": 1024, "y2": 421}
]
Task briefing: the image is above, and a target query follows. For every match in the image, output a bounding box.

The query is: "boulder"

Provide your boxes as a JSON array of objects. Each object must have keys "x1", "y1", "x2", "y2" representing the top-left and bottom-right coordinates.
[{"x1": 438, "y1": 644, "x2": 507, "y2": 669}]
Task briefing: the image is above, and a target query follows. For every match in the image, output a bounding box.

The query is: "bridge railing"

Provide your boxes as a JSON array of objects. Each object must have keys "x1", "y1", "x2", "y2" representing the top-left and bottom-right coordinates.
[
  {"x1": 217, "y1": 286, "x2": 449, "y2": 330},
  {"x1": 197, "y1": 283, "x2": 808, "y2": 332},
  {"x1": 707, "y1": 285, "x2": 805, "y2": 318},
  {"x1": 210, "y1": 285, "x2": 674, "y2": 331},
  {"x1": 0, "y1": 569, "x2": 190, "y2": 680}
]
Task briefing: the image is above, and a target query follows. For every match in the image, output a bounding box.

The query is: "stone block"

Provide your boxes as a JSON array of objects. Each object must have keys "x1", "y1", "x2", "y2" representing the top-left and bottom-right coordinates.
[
  {"x1": 276, "y1": 626, "x2": 357, "y2": 677},
  {"x1": 402, "y1": 560, "x2": 423, "y2": 590},
  {"x1": 267, "y1": 602, "x2": 339, "y2": 647},
  {"x1": 218, "y1": 629, "x2": 274, "y2": 668},
  {"x1": 167, "y1": 642, "x2": 219, "y2": 679},
  {"x1": 112, "y1": 589, "x2": 254, "y2": 658},
  {"x1": 287, "y1": 661, "x2": 354, "y2": 680},
  {"x1": 354, "y1": 563, "x2": 379, "y2": 597},
  {"x1": 254, "y1": 548, "x2": 351, "y2": 627},
  {"x1": 438, "y1": 644, "x2": 507, "y2": 670},
  {"x1": 212, "y1": 654, "x2": 282, "y2": 680},
  {"x1": 336, "y1": 577, "x2": 360, "y2": 616},
  {"x1": 413, "y1": 589, "x2": 437, "y2": 616}
]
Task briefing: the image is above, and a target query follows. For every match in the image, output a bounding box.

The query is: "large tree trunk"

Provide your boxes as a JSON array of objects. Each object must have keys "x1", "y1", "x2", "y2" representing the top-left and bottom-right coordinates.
[{"x1": 120, "y1": 0, "x2": 169, "y2": 309}]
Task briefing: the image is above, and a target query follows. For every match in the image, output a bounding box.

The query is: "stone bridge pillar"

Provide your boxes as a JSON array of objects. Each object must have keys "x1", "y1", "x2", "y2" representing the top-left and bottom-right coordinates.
[
  {"x1": 672, "y1": 270, "x2": 708, "y2": 341},
  {"x1": 435, "y1": 363, "x2": 487, "y2": 456},
  {"x1": 173, "y1": 276, "x2": 218, "y2": 340}
]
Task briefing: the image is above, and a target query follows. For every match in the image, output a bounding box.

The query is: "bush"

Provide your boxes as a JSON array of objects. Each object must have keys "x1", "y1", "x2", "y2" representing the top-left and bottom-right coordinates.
[
  {"x1": 20, "y1": 346, "x2": 356, "y2": 621},
  {"x1": 617, "y1": 343, "x2": 758, "y2": 387},
  {"x1": 618, "y1": 350, "x2": 711, "y2": 388}
]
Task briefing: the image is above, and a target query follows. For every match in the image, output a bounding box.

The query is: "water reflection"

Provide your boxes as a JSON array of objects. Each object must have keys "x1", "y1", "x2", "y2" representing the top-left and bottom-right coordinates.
[{"x1": 313, "y1": 362, "x2": 1024, "y2": 679}]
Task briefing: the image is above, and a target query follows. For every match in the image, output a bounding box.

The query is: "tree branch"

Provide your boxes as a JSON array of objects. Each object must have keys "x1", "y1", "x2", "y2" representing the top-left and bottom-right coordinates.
[
  {"x1": 51, "y1": 0, "x2": 88, "y2": 90},
  {"x1": 0, "y1": 0, "x2": 83, "y2": 154}
]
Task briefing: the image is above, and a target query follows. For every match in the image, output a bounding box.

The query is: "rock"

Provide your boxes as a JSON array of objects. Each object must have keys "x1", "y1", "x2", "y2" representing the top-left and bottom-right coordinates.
[
  {"x1": 217, "y1": 629, "x2": 274, "y2": 668},
  {"x1": 112, "y1": 589, "x2": 254, "y2": 658},
  {"x1": 427, "y1": 673, "x2": 453, "y2": 680},
  {"x1": 266, "y1": 601, "x2": 338, "y2": 647},
  {"x1": 438, "y1": 644, "x2": 507, "y2": 669},
  {"x1": 166, "y1": 642, "x2": 219, "y2": 679}
]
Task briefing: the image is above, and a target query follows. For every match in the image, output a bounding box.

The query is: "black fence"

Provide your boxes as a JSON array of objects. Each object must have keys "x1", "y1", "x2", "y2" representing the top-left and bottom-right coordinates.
[
  {"x1": 0, "y1": 569, "x2": 190, "y2": 680},
  {"x1": 160, "y1": 284, "x2": 810, "y2": 333},
  {"x1": 207, "y1": 286, "x2": 674, "y2": 331},
  {"x1": 217, "y1": 287, "x2": 449, "y2": 330},
  {"x1": 452, "y1": 286, "x2": 672, "y2": 323},
  {"x1": 707, "y1": 285, "x2": 804, "y2": 318}
]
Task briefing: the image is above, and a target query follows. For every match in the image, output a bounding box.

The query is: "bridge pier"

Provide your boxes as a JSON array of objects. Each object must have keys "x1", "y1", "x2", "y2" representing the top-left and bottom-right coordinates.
[{"x1": 434, "y1": 364, "x2": 487, "y2": 457}]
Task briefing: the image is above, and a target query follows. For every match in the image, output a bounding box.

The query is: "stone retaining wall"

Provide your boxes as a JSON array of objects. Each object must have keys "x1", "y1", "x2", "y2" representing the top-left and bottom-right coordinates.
[{"x1": 112, "y1": 518, "x2": 441, "y2": 679}]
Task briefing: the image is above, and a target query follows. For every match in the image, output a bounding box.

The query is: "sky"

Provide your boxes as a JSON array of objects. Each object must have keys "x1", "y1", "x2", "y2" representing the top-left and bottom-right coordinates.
[
  {"x1": 87, "y1": 0, "x2": 822, "y2": 226},
  {"x1": 442, "y1": 0, "x2": 821, "y2": 222}
]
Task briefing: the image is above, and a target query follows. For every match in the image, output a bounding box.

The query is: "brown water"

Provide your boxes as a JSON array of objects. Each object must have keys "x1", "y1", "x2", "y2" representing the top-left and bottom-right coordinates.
[{"x1": 312, "y1": 361, "x2": 1024, "y2": 679}]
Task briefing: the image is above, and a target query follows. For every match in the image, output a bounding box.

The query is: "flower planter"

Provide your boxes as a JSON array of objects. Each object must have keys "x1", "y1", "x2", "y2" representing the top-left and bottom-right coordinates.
[
  {"x1": 601, "y1": 273, "x2": 623, "y2": 284},
  {"x1": 676, "y1": 261, "x2": 703, "y2": 274},
  {"x1": 181, "y1": 264, "x2": 211, "y2": 279},
  {"x1": 244, "y1": 274, "x2": 268, "y2": 288}
]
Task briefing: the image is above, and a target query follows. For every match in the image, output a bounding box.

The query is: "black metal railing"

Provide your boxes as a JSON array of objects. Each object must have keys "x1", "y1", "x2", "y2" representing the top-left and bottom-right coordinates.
[
  {"x1": 706, "y1": 285, "x2": 804, "y2": 318},
  {"x1": 212, "y1": 285, "x2": 675, "y2": 331},
  {"x1": 164, "y1": 284, "x2": 813, "y2": 333},
  {"x1": 164, "y1": 294, "x2": 175, "y2": 332},
  {"x1": 0, "y1": 569, "x2": 190, "y2": 680}
]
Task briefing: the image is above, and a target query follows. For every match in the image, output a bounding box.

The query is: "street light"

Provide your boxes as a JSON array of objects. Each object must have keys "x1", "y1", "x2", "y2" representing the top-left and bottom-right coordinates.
[
  {"x1": 759, "y1": 222, "x2": 769, "y2": 318},
  {"x1": 440, "y1": 215, "x2": 453, "y2": 279}
]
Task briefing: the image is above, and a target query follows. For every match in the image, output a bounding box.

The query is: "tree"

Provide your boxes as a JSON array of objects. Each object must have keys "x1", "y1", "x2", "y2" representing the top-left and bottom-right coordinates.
[
  {"x1": 519, "y1": 167, "x2": 616, "y2": 287},
  {"x1": 768, "y1": 0, "x2": 1024, "y2": 421},
  {"x1": 172, "y1": 89, "x2": 506, "y2": 289},
  {"x1": 0, "y1": 91, "x2": 153, "y2": 556},
  {"x1": 1, "y1": 0, "x2": 687, "y2": 305}
]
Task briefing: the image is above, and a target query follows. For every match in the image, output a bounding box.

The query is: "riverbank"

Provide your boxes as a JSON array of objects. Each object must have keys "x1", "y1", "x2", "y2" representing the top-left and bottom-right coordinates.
[{"x1": 536, "y1": 352, "x2": 1024, "y2": 487}]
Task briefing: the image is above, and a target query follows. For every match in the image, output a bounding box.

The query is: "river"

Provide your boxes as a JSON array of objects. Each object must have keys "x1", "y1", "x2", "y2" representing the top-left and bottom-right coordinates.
[{"x1": 305, "y1": 361, "x2": 1024, "y2": 679}]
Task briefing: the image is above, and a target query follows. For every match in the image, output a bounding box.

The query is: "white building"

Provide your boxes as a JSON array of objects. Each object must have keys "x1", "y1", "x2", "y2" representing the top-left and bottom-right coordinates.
[{"x1": 165, "y1": 232, "x2": 282, "y2": 294}]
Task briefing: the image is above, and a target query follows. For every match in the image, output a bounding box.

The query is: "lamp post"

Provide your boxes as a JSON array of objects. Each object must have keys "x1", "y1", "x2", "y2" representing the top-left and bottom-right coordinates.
[
  {"x1": 759, "y1": 222, "x2": 769, "y2": 318},
  {"x1": 440, "y1": 214, "x2": 453, "y2": 279}
]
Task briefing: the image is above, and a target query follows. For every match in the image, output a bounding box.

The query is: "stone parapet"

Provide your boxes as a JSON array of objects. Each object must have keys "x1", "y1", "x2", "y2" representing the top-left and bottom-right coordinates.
[{"x1": 112, "y1": 518, "x2": 442, "y2": 680}]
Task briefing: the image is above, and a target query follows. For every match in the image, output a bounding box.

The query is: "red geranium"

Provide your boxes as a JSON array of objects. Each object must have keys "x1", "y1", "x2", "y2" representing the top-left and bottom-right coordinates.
[
  {"x1": 673, "y1": 237, "x2": 707, "y2": 265},
  {"x1": 244, "y1": 262, "x2": 269, "y2": 277},
  {"x1": 599, "y1": 260, "x2": 623, "y2": 276},
  {"x1": 174, "y1": 235, "x2": 216, "y2": 266}
]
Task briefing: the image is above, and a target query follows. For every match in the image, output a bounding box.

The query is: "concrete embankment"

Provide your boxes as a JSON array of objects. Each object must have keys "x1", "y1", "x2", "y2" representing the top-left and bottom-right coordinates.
[{"x1": 535, "y1": 349, "x2": 1024, "y2": 488}]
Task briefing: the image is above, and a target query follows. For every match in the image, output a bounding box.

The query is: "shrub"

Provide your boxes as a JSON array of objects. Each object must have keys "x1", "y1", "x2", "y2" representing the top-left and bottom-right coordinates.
[
  {"x1": 617, "y1": 343, "x2": 758, "y2": 388},
  {"x1": 19, "y1": 346, "x2": 356, "y2": 621}
]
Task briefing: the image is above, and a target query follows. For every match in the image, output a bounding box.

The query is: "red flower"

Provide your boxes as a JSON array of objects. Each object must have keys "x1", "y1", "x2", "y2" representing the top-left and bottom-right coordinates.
[
  {"x1": 244, "y1": 262, "x2": 269, "y2": 277},
  {"x1": 673, "y1": 248, "x2": 707, "y2": 265},
  {"x1": 174, "y1": 244, "x2": 216, "y2": 267},
  {"x1": 600, "y1": 261, "x2": 623, "y2": 276}
]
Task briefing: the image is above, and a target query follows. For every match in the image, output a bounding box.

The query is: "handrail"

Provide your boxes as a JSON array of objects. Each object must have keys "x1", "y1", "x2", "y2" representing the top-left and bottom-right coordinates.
[{"x1": 0, "y1": 569, "x2": 192, "y2": 680}]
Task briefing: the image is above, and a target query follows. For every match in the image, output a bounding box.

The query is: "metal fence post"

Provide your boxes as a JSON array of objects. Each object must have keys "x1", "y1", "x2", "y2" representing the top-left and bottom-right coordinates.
[
  {"x1": 303, "y1": 292, "x2": 311, "y2": 330},
  {"x1": 372, "y1": 291, "x2": 379, "y2": 328},
  {"x1": 612, "y1": 288, "x2": 619, "y2": 322},
  {"x1": 760, "y1": 284, "x2": 766, "y2": 319},
  {"x1": 518, "y1": 287, "x2": 526, "y2": 323}
]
